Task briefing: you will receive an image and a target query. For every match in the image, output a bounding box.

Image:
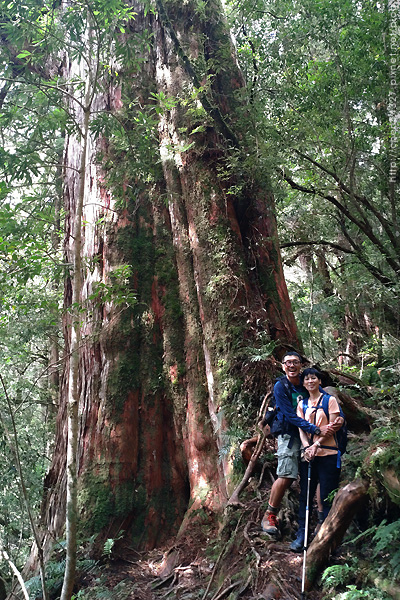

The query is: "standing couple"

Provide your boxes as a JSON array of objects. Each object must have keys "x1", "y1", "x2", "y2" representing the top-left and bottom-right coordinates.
[{"x1": 261, "y1": 351, "x2": 343, "y2": 551}]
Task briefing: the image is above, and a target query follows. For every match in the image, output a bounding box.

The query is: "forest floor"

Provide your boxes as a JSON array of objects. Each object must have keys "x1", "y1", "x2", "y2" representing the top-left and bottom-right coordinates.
[
  {"x1": 80, "y1": 475, "x2": 336, "y2": 600},
  {"x1": 101, "y1": 534, "x2": 326, "y2": 600}
]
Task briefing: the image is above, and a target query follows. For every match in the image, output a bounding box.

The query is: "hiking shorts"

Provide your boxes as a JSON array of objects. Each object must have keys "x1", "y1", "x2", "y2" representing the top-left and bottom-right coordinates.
[{"x1": 276, "y1": 434, "x2": 301, "y2": 479}]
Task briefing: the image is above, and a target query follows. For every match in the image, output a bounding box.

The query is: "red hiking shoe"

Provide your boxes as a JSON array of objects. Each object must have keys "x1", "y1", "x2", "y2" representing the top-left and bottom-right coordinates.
[{"x1": 261, "y1": 511, "x2": 279, "y2": 535}]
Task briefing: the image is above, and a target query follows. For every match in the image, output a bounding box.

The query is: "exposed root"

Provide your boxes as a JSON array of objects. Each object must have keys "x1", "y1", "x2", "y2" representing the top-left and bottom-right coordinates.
[
  {"x1": 202, "y1": 514, "x2": 244, "y2": 600},
  {"x1": 211, "y1": 579, "x2": 243, "y2": 600},
  {"x1": 243, "y1": 522, "x2": 261, "y2": 567}
]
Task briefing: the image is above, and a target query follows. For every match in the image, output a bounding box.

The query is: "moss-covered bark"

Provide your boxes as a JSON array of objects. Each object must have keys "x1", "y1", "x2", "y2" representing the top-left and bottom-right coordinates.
[{"x1": 37, "y1": 0, "x2": 302, "y2": 561}]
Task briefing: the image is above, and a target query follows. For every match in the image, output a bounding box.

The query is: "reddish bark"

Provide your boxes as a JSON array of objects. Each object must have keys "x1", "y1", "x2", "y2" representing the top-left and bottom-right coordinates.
[{"x1": 36, "y1": 0, "x2": 301, "y2": 563}]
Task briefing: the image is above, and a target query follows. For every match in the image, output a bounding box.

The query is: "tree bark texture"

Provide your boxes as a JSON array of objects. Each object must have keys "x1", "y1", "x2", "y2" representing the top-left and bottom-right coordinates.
[
  {"x1": 305, "y1": 479, "x2": 369, "y2": 589},
  {"x1": 37, "y1": 0, "x2": 301, "y2": 562}
]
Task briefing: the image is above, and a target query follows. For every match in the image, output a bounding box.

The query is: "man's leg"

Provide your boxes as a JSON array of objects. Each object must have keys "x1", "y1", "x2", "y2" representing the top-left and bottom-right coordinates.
[
  {"x1": 261, "y1": 434, "x2": 300, "y2": 534},
  {"x1": 269, "y1": 476, "x2": 294, "y2": 507},
  {"x1": 261, "y1": 477, "x2": 294, "y2": 533}
]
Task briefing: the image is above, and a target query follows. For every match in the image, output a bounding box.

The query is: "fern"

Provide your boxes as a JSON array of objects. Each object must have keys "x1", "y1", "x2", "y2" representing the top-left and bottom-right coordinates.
[
  {"x1": 321, "y1": 563, "x2": 353, "y2": 588},
  {"x1": 330, "y1": 586, "x2": 391, "y2": 599},
  {"x1": 372, "y1": 519, "x2": 400, "y2": 580},
  {"x1": 73, "y1": 579, "x2": 135, "y2": 599},
  {"x1": 26, "y1": 559, "x2": 97, "y2": 599}
]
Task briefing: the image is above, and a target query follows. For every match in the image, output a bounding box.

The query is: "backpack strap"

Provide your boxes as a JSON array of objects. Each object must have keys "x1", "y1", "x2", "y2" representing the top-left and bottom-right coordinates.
[
  {"x1": 301, "y1": 397, "x2": 319, "y2": 445},
  {"x1": 278, "y1": 377, "x2": 296, "y2": 449},
  {"x1": 319, "y1": 393, "x2": 341, "y2": 465},
  {"x1": 321, "y1": 393, "x2": 330, "y2": 420},
  {"x1": 303, "y1": 394, "x2": 339, "y2": 458}
]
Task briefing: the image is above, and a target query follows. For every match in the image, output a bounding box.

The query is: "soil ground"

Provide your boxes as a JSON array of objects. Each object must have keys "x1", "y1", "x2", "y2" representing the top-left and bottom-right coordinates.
[{"x1": 78, "y1": 474, "x2": 331, "y2": 600}]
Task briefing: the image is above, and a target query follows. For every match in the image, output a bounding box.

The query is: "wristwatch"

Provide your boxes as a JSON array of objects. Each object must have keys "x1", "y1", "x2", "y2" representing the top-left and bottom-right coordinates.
[{"x1": 314, "y1": 426, "x2": 321, "y2": 435}]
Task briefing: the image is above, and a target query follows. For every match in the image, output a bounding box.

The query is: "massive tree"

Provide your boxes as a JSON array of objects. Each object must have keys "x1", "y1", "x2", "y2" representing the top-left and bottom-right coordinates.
[{"x1": 1, "y1": 0, "x2": 300, "y2": 568}]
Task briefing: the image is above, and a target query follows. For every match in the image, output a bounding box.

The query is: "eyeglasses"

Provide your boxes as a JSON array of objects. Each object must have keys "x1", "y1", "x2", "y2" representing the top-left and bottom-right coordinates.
[{"x1": 283, "y1": 360, "x2": 301, "y2": 366}]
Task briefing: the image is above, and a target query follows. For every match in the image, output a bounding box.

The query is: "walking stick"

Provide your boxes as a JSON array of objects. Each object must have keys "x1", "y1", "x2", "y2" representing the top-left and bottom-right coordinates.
[{"x1": 301, "y1": 460, "x2": 312, "y2": 599}]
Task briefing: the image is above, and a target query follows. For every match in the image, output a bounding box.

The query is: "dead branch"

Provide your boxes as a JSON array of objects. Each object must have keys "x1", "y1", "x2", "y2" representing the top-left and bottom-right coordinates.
[
  {"x1": 228, "y1": 391, "x2": 273, "y2": 505},
  {"x1": 228, "y1": 430, "x2": 267, "y2": 506},
  {"x1": 305, "y1": 479, "x2": 369, "y2": 589}
]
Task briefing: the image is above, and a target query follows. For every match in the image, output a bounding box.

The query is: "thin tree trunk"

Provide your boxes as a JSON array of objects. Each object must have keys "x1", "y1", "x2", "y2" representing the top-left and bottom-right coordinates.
[
  {"x1": 0, "y1": 376, "x2": 49, "y2": 600},
  {"x1": 60, "y1": 79, "x2": 91, "y2": 599}
]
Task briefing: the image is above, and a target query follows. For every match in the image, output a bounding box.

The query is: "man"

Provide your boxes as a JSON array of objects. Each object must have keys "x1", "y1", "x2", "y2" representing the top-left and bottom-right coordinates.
[{"x1": 261, "y1": 351, "x2": 335, "y2": 535}]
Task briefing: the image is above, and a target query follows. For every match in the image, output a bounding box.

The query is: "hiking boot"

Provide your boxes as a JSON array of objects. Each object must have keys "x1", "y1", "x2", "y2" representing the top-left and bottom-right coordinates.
[
  {"x1": 290, "y1": 530, "x2": 305, "y2": 552},
  {"x1": 261, "y1": 511, "x2": 279, "y2": 535}
]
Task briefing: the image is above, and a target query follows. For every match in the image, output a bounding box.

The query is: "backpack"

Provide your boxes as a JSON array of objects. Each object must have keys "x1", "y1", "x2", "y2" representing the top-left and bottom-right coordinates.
[
  {"x1": 262, "y1": 377, "x2": 291, "y2": 438},
  {"x1": 301, "y1": 392, "x2": 348, "y2": 460}
]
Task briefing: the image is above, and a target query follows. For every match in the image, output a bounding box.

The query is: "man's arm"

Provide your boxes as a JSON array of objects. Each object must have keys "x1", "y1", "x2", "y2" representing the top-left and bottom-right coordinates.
[
  {"x1": 321, "y1": 388, "x2": 344, "y2": 431},
  {"x1": 275, "y1": 380, "x2": 333, "y2": 436}
]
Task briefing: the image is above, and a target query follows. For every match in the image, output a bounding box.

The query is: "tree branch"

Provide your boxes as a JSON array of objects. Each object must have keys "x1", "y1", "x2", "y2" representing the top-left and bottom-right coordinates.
[
  {"x1": 294, "y1": 148, "x2": 400, "y2": 251},
  {"x1": 280, "y1": 240, "x2": 354, "y2": 254},
  {"x1": 278, "y1": 169, "x2": 400, "y2": 277}
]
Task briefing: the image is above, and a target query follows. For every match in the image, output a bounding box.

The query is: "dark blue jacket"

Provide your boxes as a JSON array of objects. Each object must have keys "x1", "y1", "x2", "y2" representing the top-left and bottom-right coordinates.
[{"x1": 274, "y1": 377, "x2": 321, "y2": 439}]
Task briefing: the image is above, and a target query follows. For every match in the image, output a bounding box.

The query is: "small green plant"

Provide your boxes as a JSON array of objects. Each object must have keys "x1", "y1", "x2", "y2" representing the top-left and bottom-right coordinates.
[
  {"x1": 102, "y1": 531, "x2": 124, "y2": 559},
  {"x1": 329, "y1": 586, "x2": 391, "y2": 599},
  {"x1": 243, "y1": 332, "x2": 276, "y2": 364},
  {"x1": 72, "y1": 578, "x2": 135, "y2": 599},
  {"x1": 372, "y1": 519, "x2": 400, "y2": 580},
  {"x1": 321, "y1": 563, "x2": 353, "y2": 588}
]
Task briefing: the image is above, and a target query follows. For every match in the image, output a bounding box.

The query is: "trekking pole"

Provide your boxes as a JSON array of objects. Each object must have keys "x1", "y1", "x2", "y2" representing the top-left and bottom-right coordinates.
[{"x1": 301, "y1": 460, "x2": 312, "y2": 600}]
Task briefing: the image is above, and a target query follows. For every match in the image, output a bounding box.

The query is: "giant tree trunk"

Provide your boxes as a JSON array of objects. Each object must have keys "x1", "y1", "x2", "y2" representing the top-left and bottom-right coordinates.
[{"x1": 36, "y1": 0, "x2": 301, "y2": 563}]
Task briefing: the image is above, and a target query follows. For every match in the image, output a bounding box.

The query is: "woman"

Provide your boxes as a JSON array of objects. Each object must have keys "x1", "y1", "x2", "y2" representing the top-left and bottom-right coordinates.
[{"x1": 290, "y1": 368, "x2": 343, "y2": 552}]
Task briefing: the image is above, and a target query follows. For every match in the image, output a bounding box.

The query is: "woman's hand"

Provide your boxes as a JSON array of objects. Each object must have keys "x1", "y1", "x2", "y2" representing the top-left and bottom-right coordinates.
[{"x1": 304, "y1": 442, "x2": 319, "y2": 462}]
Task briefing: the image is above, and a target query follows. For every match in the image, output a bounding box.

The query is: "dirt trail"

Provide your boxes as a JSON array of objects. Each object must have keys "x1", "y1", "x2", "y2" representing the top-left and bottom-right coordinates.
[
  {"x1": 89, "y1": 515, "x2": 326, "y2": 600},
  {"x1": 78, "y1": 478, "x2": 328, "y2": 599}
]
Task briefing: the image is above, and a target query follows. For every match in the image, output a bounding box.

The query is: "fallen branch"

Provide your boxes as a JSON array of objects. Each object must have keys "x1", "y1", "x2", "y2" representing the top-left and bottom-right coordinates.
[
  {"x1": 228, "y1": 430, "x2": 267, "y2": 506},
  {"x1": 305, "y1": 479, "x2": 369, "y2": 589},
  {"x1": 228, "y1": 392, "x2": 272, "y2": 505}
]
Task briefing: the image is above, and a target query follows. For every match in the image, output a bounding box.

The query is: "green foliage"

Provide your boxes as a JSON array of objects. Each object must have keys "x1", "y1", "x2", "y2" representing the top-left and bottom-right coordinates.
[
  {"x1": 226, "y1": 0, "x2": 399, "y2": 365},
  {"x1": 330, "y1": 587, "x2": 391, "y2": 600},
  {"x1": 322, "y1": 557, "x2": 393, "y2": 600},
  {"x1": 372, "y1": 520, "x2": 400, "y2": 580},
  {"x1": 218, "y1": 422, "x2": 248, "y2": 473},
  {"x1": 72, "y1": 579, "x2": 135, "y2": 600},
  {"x1": 322, "y1": 563, "x2": 354, "y2": 588},
  {"x1": 87, "y1": 265, "x2": 136, "y2": 308},
  {"x1": 26, "y1": 557, "x2": 97, "y2": 600}
]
